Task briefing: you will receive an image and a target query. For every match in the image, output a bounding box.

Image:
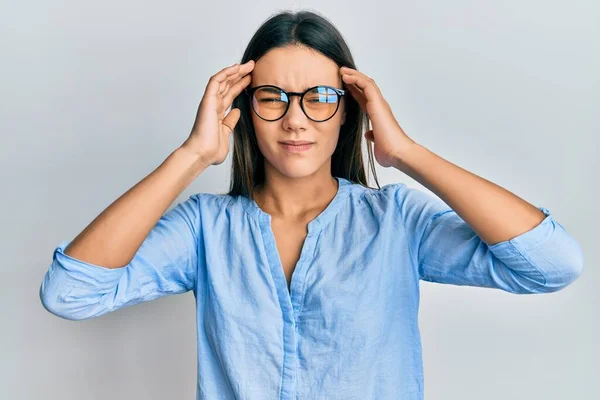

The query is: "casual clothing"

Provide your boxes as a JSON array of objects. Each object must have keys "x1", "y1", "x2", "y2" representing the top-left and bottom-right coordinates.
[{"x1": 40, "y1": 177, "x2": 584, "y2": 399}]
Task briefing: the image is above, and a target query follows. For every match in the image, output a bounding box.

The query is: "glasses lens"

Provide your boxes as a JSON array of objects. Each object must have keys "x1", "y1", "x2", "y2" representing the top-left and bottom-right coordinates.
[
  {"x1": 303, "y1": 86, "x2": 340, "y2": 121},
  {"x1": 252, "y1": 87, "x2": 288, "y2": 121},
  {"x1": 251, "y1": 86, "x2": 340, "y2": 121}
]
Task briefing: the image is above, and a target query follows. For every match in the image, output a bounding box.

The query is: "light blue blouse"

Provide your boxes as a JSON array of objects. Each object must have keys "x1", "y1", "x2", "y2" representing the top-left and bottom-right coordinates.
[{"x1": 39, "y1": 177, "x2": 584, "y2": 399}]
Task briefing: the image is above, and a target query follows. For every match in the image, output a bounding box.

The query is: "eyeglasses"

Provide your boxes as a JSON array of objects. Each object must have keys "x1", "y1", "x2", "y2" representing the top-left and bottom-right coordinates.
[{"x1": 245, "y1": 85, "x2": 345, "y2": 122}]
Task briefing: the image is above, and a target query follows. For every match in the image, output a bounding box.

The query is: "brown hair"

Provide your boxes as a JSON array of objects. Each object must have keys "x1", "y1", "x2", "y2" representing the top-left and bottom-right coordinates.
[{"x1": 227, "y1": 10, "x2": 381, "y2": 199}]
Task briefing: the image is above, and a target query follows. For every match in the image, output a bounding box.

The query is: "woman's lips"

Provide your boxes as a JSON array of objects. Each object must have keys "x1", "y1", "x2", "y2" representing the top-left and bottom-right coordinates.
[{"x1": 279, "y1": 143, "x2": 313, "y2": 152}]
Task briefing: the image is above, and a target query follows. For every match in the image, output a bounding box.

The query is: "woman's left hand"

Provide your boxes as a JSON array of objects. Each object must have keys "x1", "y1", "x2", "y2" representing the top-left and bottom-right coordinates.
[{"x1": 340, "y1": 66, "x2": 416, "y2": 168}]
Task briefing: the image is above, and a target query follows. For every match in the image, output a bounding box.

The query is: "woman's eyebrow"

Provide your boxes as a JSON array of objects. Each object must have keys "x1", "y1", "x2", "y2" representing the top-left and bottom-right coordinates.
[{"x1": 267, "y1": 84, "x2": 337, "y2": 92}]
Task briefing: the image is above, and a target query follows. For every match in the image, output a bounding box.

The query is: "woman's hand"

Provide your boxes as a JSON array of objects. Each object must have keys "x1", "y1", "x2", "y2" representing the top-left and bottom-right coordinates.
[
  {"x1": 181, "y1": 60, "x2": 255, "y2": 166},
  {"x1": 340, "y1": 66, "x2": 416, "y2": 168}
]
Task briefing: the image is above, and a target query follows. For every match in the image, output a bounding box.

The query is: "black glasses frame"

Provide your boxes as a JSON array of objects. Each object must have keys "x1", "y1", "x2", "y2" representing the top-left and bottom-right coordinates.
[{"x1": 244, "y1": 84, "x2": 346, "y2": 122}]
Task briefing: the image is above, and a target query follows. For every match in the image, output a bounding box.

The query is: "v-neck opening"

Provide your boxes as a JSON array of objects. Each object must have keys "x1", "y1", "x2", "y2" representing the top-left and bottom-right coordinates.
[{"x1": 242, "y1": 176, "x2": 352, "y2": 316}]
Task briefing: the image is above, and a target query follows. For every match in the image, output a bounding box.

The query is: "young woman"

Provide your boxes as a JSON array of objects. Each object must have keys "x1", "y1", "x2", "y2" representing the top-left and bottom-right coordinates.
[{"x1": 39, "y1": 10, "x2": 584, "y2": 400}]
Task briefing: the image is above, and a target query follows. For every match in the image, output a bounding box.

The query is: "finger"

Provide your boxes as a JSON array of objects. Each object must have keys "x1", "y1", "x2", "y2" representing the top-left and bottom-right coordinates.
[
  {"x1": 207, "y1": 64, "x2": 241, "y2": 95},
  {"x1": 345, "y1": 83, "x2": 367, "y2": 109},
  {"x1": 219, "y1": 65, "x2": 252, "y2": 96},
  {"x1": 340, "y1": 66, "x2": 381, "y2": 94},
  {"x1": 221, "y1": 107, "x2": 241, "y2": 135},
  {"x1": 340, "y1": 66, "x2": 367, "y2": 78},
  {"x1": 341, "y1": 73, "x2": 380, "y2": 101},
  {"x1": 218, "y1": 80, "x2": 230, "y2": 95},
  {"x1": 217, "y1": 60, "x2": 254, "y2": 83},
  {"x1": 217, "y1": 70, "x2": 242, "y2": 96},
  {"x1": 208, "y1": 60, "x2": 254, "y2": 96},
  {"x1": 222, "y1": 74, "x2": 252, "y2": 110},
  {"x1": 218, "y1": 61, "x2": 254, "y2": 95}
]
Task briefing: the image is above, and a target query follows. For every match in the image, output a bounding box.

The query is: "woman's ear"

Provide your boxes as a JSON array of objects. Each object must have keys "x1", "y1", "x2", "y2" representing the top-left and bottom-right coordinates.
[{"x1": 341, "y1": 111, "x2": 346, "y2": 125}]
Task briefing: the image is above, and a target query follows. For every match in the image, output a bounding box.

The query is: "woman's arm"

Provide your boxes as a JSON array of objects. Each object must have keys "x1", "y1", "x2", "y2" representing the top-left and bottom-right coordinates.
[
  {"x1": 391, "y1": 144, "x2": 584, "y2": 293},
  {"x1": 63, "y1": 146, "x2": 208, "y2": 269},
  {"x1": 392, "y1": 142, "x2": 545, "y2": 246},
  {"x1": 39, "y1": 147, "x2": 209, "y2": 320},
  {"x1": 340, "y1": 65, "x2": 583, "y2": 293},
  {"x1": 60, "y1": 59, "x2": 255, "y2": 269},
  {"x1": 39, "y1": 61, "x2": 254, "y2": 319}
]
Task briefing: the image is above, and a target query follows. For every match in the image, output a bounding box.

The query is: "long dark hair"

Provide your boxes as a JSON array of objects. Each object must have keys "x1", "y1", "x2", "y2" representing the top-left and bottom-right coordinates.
[{"x1": 227, "y1": 10, "x2": 380, "y2": 199}]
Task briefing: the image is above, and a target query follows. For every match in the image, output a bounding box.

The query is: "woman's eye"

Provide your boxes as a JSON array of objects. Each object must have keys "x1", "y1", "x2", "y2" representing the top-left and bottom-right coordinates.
[{"x1": 260, "y1": 98, "x2": 285, "y2": 103}]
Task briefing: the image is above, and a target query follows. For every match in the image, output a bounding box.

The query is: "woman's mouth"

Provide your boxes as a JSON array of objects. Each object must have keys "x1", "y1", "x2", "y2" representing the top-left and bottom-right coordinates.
[{"x1": 279, "y1": 142, "x2": 314, "y2": 152}]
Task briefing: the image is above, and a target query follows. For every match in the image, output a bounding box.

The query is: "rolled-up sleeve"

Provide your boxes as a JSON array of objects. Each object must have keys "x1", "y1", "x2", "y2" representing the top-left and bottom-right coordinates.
[
  {"x1": 40, "y1": 194, "x2": 201, "y2": 320},
  {"x1": 394, "y1": 183, "x2": 584, "y2": 294}
]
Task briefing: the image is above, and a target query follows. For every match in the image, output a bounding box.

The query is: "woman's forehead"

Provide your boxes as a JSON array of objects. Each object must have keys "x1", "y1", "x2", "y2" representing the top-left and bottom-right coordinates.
[{"x1": 250, "y1": 46, "x2": 341, "y2": 90}]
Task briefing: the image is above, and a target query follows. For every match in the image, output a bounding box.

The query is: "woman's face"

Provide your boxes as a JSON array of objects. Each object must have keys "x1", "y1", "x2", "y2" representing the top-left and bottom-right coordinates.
[{"x1": 249, "y1": 45, "x2": 346, "y2": 180}]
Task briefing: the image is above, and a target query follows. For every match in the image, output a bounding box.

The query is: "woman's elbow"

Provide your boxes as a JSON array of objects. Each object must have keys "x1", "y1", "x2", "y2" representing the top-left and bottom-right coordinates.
[{"x1": 39, "y1": 279, "x2": 101, "y2": 321}]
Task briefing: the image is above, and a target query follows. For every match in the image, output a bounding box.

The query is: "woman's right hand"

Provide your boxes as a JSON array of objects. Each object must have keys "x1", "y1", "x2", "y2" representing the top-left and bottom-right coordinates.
[{"x1": 181, "y1": 60, "x2": 255, "y2": 166}]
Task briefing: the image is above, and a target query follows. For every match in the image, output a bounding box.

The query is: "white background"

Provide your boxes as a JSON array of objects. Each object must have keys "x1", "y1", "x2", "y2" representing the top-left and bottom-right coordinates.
[{"x1": 1, "y1": 0, "x2": 598, "y2": 398}]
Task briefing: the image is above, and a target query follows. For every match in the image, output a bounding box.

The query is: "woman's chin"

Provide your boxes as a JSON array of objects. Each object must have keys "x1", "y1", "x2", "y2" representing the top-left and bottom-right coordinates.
[{"x1": 273, "y1": 162, "x2": 320, "y2": 179}]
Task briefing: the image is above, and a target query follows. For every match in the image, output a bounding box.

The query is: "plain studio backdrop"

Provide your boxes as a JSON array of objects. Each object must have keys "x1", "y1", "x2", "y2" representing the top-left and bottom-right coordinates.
[{"x1": 1, "y1": 1, "x2": 598, "y2": 399}]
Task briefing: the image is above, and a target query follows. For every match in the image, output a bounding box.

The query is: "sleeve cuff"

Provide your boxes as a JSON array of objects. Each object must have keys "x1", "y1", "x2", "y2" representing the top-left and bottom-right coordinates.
[
  {"x1": 51, "y1": 239, "x2": 126, "y2": 288},
  {"x1": 487, "y1": 206, "x2": 553, "y2": 259}
]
